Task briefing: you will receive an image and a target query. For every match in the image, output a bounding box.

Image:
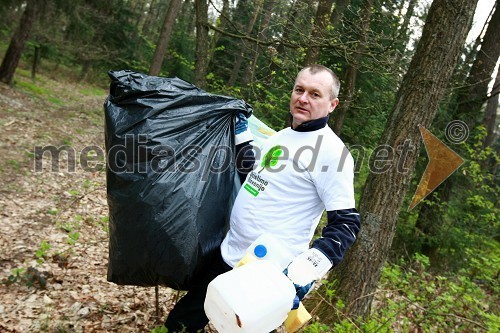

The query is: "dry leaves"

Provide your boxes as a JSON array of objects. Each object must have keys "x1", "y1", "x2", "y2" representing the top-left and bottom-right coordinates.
[{"x1": 0, "y1": 79, "x2": 177, "y2": 332}]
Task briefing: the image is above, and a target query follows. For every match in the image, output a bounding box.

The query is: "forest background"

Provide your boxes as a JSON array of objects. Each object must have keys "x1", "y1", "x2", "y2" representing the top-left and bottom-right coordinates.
[{"x1": 0, "y1": 0, "x2": 498, "y2": 332}]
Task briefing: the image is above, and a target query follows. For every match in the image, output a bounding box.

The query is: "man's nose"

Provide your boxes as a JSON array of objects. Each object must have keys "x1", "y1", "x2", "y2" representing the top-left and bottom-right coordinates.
[{"x1": 298, "y1": 92, "x2": 308, "y2": 103}]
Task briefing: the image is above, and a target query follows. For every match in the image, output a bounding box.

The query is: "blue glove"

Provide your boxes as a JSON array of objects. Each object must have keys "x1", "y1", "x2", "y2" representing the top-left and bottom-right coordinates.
[
  {"x1": 284, "y1": 248, "x2": 332, "y2": 308},
  {"x1": 235, "y1": 113, "x2": 248, "y2": 135}
]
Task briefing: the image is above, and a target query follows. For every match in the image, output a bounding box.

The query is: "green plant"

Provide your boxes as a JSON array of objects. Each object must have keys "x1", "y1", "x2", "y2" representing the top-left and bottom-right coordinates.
[
  {"x1": 99, "y1": 216, "x2": 109, "y2": 233},
  {"x1": 67, "y1": 231, "x2": 80, "y2": 245},
  {"x1": 3, "y1": 266, "x2": 51, "y2": 289},
  {"x1": 374, "y1": 253, "x2": 498, "y2": 332},
  {"x1": 303, "y1": 322, "x2": 332, "y2": 333},
  {"x1": 35, "y1": 240, "x2": 52, "y2": 263},
  {"x1": 7, "y1": 159, "x2": 21, "y2": 170},
  {"x1": 3, "y1": 267, "x2": 26, "y2": 285},
  {"x1": 151, "y1": 325, "x2": 168, "y2": 333}
]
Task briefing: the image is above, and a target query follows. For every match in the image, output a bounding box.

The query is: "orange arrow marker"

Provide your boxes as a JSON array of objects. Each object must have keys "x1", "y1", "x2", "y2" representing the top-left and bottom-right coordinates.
[{"x1": 408, "y1": 126, "x2": 464, "y2": 211}]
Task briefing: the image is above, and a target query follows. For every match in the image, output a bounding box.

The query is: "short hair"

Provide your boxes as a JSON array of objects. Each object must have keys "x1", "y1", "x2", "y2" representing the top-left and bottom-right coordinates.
[{"x1": 296, "y1": 64, "x2": 340, "y2": 99}]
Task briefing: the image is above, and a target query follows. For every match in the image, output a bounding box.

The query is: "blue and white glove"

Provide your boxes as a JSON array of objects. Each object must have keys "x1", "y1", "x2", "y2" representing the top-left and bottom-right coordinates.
[
  {"x1": 235, "y1": 113, "x2": 253, "y2": 145},
  {"x1": 284, "y1": 248, "x2": 332, "y2": 307}
]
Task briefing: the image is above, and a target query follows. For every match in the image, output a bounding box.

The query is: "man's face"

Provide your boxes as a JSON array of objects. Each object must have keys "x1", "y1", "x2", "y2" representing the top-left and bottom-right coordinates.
[{"x1": 289, "y1": 69, "x2": 339, "y2": 128}]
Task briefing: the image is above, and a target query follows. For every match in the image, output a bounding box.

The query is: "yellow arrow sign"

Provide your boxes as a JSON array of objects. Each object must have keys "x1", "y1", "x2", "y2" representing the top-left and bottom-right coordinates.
[{"x1": 408, "y1": 126, "x2": 465, "y2": 211}]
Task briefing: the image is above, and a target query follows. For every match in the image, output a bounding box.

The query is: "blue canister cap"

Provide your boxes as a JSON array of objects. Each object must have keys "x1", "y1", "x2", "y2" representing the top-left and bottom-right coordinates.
[{"x1": 253, "y1": 245, "x2": 267, "y2": 258}]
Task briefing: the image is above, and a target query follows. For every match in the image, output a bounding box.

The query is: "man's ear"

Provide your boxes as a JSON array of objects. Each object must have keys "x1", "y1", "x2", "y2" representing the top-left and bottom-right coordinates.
[{"x1": 329, "y1": 98, "x2": 339, "y2": 112}]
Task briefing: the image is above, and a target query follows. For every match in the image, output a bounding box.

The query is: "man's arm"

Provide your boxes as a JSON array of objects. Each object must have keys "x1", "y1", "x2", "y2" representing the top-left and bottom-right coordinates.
[
  {"x1": 234, "y1": 113, "x2": 255, "y2": 183},
  {"x1": 235, "y1": 142, "x2": 255, "y2": 183},
  {"x1": 285, "y1": 208, "x2": 360, "y2": 303},
  {"x1": 312, "y1": 208, "x2": 361, "y2": 266}
]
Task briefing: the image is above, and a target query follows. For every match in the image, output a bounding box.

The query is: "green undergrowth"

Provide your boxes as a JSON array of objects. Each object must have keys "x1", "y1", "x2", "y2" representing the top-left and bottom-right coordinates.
[{"x1": 304, "y1": 253, "x2": 499, "y2": 332}]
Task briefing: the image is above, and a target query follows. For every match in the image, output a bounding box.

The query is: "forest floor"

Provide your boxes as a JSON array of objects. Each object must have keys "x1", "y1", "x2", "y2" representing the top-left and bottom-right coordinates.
[{"x1": 0, "y1": 68, "x2": 190, "y2": 332}]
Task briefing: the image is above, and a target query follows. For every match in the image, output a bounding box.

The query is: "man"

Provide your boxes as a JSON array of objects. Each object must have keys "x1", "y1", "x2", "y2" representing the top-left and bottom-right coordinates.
[{"x1": 165, "y1": 64, "x2": 360, "y2": 332}]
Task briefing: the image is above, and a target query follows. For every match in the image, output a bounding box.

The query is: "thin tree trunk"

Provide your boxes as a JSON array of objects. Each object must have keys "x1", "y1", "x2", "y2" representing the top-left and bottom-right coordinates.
[
  {"x1": 227, "y1": 0, "x2": 264, "y2": 87},
  {"x1": 194, "y1": 0, "x2": 209, "y2": 88},
  {"x1": 149, "y1": 0, "x2": 183, "y2": 76},
  {"x1": 315, "y1": 0, "x2": 479, "y2": 321},
  {"x1": 207, "y1": 0, "x2": 230, "y2": 66},
  {"x1": 483, "y1": 70, "x2": 499, "y2": 148},
  {"x1": 136, "y1": 0, "x2": 148, "y2": 29},
  {"x1": 31, "y1": 44, "x2": 41, "y2": 80},
  {"x1": 269, "y1": 0, "x2": 313, "y2": 75},
  {"x1": 399, "y1": 0, "x2": 418, "y2": 42},
  {"x1": 455, "y1": 1, "x2": 500, "y2": 128},
  {"x1": 393, "y1": 0, "x2": 419, "y2": 73},
  {"x1": 331, "y1": 0, "x2": 372, "y2": 135},
  {"x1": 241, "y1": 0, "x2": 275, "y2": 87},
  {"x1": 399, "y1": 0, "x2": 418, "y2": 39},
  {"x1": 330, "y1": 0, "x2": 350, "y2": 28},
  {"x1": 459, "y1": 3, "x2": 495, "y2": 83},
  {"x1": 0, "y1": 0, "x2": 39, "y2": 85},
  {"x1": 303, "y1": 0, "x2": 334, "y2": 66},
  {"x1": 78, "y1": 60, "x2": 90, "y2": 82},
  {"x1": 142, "y1": 0, "x2": 158, "y2": 36}
]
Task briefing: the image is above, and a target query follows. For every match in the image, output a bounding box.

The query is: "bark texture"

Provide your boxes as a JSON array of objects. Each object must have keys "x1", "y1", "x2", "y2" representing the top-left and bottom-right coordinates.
[
  {"x1": 315, "y1": 0, "x2": 479, "y2": 321},
  {"x1": 194, "y1": 0, "x2": 209, "y2": 89}
]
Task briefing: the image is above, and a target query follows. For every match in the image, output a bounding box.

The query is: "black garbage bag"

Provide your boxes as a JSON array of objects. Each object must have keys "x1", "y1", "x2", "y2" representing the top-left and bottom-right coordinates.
[{"x1": 104, "y1": 70, "x2": 252, "y2": 290}]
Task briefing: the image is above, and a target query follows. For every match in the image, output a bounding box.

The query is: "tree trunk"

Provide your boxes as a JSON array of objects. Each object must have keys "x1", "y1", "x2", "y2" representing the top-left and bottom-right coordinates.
[
  {"x1": 410, "y1": 2, "x2": 499, "y2": 263},
  {"x1": 142, "y1": 0, "x2": 158, "y2": 36},
  {"x1": 149, "y1": 0, "x2": 183, "y2": 76},
  {"x1": 315, "y1": 0, "x2": 478, "y2": 321},
  {"x1": 331, "y1": 0, "x2": 372, "y2": 135},
  {"x1": 330, "y1": 0, "x2": 350, "y2": 28},
  {"x1": 241, "y1": 0, "x2": 275, "y2": 87},
  {"x1": 400, "y1": 0, "x2": 418, "y2": 38},
  {"x1": 303, "y1": 0, "x2": 335, "y2": 66},
  {"x1": 269, "y1": 0, "x2": 314, "y2": 75},
  {"x1": 455, "y1": 0, "x2": 500, "y2": 129},
  {"x1": 227, "y1": 0, "x2": 264, "y2": 87},
  {"x1": 78, "y1": 59, "x2": 91, "y2": 82},
  {"x1": 194, "y1": 0, "x2": 209, "y2": 89},
  {"x1": 482, "y1": 70, "x2": 499, "y2": 148},
  {"x1": 31, "y1": 44, "x2": 41, "y2": 80},
  {"x1": 134, "y1": 0, "x2": 147, "y2": 29},
  {"x1": 0, "y1": 0, "x2": 39, "y2": 85},
  {"x1": 392, "y1": 0, "x2": 419, "y2": 73},
  {"x1": 207, "y1": 0, "x2": 230, "y2": 67}
]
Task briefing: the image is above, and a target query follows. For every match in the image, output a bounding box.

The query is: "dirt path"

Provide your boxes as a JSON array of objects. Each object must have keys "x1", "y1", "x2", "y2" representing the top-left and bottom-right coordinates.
[{"x1": 0, "y1": 74, "x2": 178, "y2": 332}]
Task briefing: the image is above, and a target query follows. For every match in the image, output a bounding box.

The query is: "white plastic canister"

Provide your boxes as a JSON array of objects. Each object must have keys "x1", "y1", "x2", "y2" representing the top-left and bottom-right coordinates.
[
  {"x1": 204, "y1": 260, "x2": 296, "y2": 333},
  {"x1": 236, "y1": 233, "x2": 296, "y2": 270}
]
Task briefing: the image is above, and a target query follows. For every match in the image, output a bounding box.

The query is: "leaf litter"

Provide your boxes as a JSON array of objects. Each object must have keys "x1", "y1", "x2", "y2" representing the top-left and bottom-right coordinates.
[{"x1": 0, "y1": 77, "x2": 184, "y2": 333}]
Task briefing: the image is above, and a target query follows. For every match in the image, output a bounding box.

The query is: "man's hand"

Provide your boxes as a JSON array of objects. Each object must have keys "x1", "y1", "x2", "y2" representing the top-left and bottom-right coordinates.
[{"x1": 284, "y1": 248, "x2": 332, "y2": 302}]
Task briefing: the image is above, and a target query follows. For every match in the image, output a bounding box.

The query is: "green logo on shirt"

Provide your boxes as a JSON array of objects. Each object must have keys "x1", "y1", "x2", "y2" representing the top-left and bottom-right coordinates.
[{"x1": 259, "y1": 145, "x2": 283, "y2": 173}]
